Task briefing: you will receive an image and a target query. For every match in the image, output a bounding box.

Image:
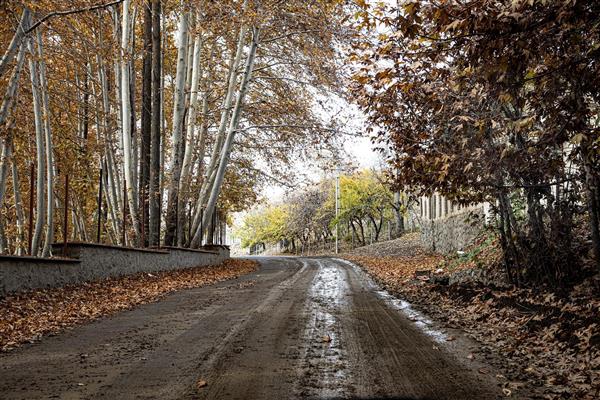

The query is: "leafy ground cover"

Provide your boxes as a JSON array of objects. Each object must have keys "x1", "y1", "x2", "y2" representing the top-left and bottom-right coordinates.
[
  {"x1": 0, "y1": 259, "x2": 258, "y2": 351},
  {"x1": 345, "y1": 236, "x2": 600, "y2": 400}
]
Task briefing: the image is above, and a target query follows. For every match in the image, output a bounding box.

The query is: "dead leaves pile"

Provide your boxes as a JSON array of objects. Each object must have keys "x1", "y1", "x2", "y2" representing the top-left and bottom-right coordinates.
[
  {"x1": 347, "y1": 254, "x2": 600, "y2": 399},
  {"x1": 345, "y1": 253, "x2": 443, "y2": 285},
  {"x1": 0, "y1": 259, "x2": 258, "y2": 351}
]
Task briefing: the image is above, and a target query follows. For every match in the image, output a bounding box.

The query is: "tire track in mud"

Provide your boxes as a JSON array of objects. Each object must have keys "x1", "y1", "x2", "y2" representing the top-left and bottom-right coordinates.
[{"x1": 328, "y1": 257, "x2": 504, "y2": 400}]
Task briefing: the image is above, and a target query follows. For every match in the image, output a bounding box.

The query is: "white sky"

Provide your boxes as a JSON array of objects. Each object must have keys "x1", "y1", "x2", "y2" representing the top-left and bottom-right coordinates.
[{"x1": 259, "y1": 96, "x2": 381, "y2": 200}]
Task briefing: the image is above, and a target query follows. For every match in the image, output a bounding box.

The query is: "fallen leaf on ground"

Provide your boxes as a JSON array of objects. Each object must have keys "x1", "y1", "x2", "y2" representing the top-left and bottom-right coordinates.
[
  {"x1": 0, "y1": 259, "x2": 259, "y2": 351},
  {"x1": 344, "y1": 235, "x2": 600, "y2": 400},
  {"x1": 196, "y1": 379, "x2": 208, "y2": 389}
]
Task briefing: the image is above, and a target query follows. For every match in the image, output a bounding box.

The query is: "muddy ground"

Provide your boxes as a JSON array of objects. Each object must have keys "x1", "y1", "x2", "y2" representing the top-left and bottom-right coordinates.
[{"x1": 0, "y1": 258, "x2": 506, "y2": 399}]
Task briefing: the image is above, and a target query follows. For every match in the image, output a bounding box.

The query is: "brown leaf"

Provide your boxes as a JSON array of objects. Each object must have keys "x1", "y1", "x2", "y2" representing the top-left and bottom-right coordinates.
[{"x1": 196, "y1": 379, "x2": 208, "y2": 389}]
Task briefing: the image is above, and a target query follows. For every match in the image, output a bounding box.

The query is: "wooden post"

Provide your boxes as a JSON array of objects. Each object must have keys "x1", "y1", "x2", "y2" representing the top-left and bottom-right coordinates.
[
  {"x1": 28, "y1": 163, "x2": 34, "y2": 255},
  {"x1": 63, "y1": 174, "x2": 69, "y2": 256},
  {"x1": 97, "y1": 167, "x2": 103, "y2": 243}
]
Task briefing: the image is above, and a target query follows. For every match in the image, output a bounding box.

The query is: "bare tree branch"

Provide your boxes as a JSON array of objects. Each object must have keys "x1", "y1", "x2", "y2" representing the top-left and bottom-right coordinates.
[{"x1": 26, "y1": 0, "x2": 125, "y2": 34}]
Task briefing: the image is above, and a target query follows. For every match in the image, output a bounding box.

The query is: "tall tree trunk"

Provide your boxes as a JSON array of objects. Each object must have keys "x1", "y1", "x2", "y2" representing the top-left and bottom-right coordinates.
[
  {"x1": 584, "y1": 157, "x2": 600, "y2": 270},
  {"x1": 193, "y1": 27, "x2": 260, "y2": 248},
  {"x1": 163, "y1": 10, "x2": 189, "y2": 246},
  {"x1": 179, "y1": 30, "x2": 203, "y2": 246},
  {"x1": 28, "y1": 37, "x2": 46, "y2": 256},
  {"x1": 99, "y1": 54, "x2": 124, "y2": 239},
  {"x1": 120, "y1": 0, "x2": 140, "y2": 241},
  {"x1": 140, "y1": 0, "x2": 152, "y2": 246},
  {"x1": 0, "y1": 41, "x2": 26, "y2": 129},
  {"x1": 149, "y1": 0, "x2": 162, "y2": 246},
  {"x1": 11, "y1": 145, "x2": 25, "y2": 255},
  {"x1": 0, "y1": 43, "x2": 25, "y2": 208},
  {"x1": 190, "y1": 23, "x2": 249, "y2": 239},
  {"x1": 0, "y1": 140, "x2": 10, "y2": 222},
  {"x1": 37, "y1": 30, "x2": 55, "y2": 258},
  {"x1": 0, "y1": 8, "x2": 30, "y2": 78},
  {"x1": 82, "y1": 63, "x2": 90, "y2": 141}
]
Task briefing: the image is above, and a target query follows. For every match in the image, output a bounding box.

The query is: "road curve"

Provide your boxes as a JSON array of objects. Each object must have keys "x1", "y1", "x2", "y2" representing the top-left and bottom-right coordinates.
[{"x1": 0, "y1": 257, "x2": 503, "y2": 399}]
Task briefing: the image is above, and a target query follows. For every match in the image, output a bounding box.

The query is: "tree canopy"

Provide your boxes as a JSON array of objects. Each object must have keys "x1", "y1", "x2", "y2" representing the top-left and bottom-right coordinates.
[
  {"x1": 0, "y1": 0, "x2": 351, "y2": 254},
  {"x1": 350, "y1": 0, "x2": 600, "y2": 285}
]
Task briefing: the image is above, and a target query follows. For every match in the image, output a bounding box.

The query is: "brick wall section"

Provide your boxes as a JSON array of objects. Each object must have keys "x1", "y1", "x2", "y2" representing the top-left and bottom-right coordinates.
[{"x1": 0, "y1": 243, "x2": 230, "y2": 296}]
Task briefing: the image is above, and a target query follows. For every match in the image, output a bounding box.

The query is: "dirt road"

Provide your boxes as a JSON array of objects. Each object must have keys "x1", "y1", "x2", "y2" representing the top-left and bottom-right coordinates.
[{"x1": 0, "y1": 257, "x2": 504, "y2": 399}]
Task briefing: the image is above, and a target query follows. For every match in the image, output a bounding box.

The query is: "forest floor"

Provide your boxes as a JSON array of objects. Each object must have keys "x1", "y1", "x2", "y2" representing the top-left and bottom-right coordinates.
[{"x1": 344, "y1": 234, "x2": 600, "y2": 400}]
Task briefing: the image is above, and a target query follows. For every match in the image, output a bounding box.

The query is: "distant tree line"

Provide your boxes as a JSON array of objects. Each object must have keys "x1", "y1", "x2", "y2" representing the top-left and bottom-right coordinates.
[{"x1": 236, "y1": 170, "x2": 412, "y2": 254}]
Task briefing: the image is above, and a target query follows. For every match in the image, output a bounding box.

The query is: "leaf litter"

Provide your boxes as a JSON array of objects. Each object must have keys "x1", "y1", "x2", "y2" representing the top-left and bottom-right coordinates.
[
  {"x1": 0, "y1": 259, "x2": 258, "y2": 351},
  {"x1": 344, "y1": 237, "x2": 599, "y2": 400}
]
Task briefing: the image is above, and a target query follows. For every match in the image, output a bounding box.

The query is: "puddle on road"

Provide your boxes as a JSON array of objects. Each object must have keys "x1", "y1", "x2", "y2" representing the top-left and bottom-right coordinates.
[
  {"x1": 299, "y1": 259, "x2": 351, "y2": 398},
  {"x1": 333, "y1": 258, "x2": 449, "y2": 343}
]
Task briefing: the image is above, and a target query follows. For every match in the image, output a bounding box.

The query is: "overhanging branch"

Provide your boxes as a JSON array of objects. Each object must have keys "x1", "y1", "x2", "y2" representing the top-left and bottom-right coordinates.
[{"x1": 26, "y1": 0, "x2": 124, "y2": 34}]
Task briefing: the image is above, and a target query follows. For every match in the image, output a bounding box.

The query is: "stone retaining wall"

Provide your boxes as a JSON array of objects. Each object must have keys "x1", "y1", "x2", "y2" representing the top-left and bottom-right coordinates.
[
  {"x1": 421, "y1": 206, "x2": 486, "y2": 254},
  {"x1": 0, "y1": 243, "x2": 230, "y2": 296}
]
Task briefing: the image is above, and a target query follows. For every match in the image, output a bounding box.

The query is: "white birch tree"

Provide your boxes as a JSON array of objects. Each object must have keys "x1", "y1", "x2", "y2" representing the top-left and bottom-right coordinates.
[
  {"x1": 163, "y1": 9, "x2": 189, "y2": 245},
  {"x1": 120, "y1": 0, "x2": 140, "y2": 241}
]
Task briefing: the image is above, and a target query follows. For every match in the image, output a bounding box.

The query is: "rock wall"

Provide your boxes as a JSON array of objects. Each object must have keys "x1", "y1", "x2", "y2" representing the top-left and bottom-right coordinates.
[
  {"x1": 421, "y1": 206, "x2": 486, "y2": 254},
  {"x1": 0, "y1": 243, "x2": 230, "y2": 296}
]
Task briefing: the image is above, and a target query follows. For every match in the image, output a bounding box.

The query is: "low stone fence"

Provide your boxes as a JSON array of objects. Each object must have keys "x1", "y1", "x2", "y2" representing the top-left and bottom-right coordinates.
[
  {"x1": 0, "y1": 243, "x2": 230, "y2": 296},
  {"x1": 421, "y1": 206, "x2": 486, "y2": 254}
]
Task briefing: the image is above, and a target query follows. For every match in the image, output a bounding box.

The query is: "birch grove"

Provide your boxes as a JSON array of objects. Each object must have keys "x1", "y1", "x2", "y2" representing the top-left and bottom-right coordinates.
[{"x1": 0, "y1": 0, "x2": 347, "y2": 254}]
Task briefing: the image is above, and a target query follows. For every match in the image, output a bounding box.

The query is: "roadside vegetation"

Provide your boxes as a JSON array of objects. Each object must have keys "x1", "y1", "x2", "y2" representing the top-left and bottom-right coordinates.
[
  {"x1": 347, "y1": 235, "x2": 599, "y2": 400},
  {"x1": 350, "y1": 0, "x2": 600, "y2": 288},
  {"x1": 235, "y1": 169, "x2": 411, "y2": 254}
]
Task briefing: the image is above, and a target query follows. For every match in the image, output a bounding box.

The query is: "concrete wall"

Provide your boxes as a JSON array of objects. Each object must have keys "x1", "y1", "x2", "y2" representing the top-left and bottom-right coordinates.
[
  {"x1": 0, "y1": 243, "x2": 230, "y2": 296},
  {"x1": 421, "y1": 206, "x2": 486, "y2": 254}
]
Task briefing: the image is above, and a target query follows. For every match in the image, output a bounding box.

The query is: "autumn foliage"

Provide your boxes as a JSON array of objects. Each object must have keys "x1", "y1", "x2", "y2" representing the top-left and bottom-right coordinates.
[
  {"x1": 350, "y1": 0, "x2": 600, "y2": 286},
  {"x1": 0, "y1": 0, "x2": 349, "y2": 254}
]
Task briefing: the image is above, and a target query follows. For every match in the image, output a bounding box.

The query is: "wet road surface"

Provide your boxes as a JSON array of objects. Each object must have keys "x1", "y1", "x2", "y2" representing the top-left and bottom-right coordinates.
[{"x1": 0, "y1": 257, "x2": 504, "y2": 399}]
